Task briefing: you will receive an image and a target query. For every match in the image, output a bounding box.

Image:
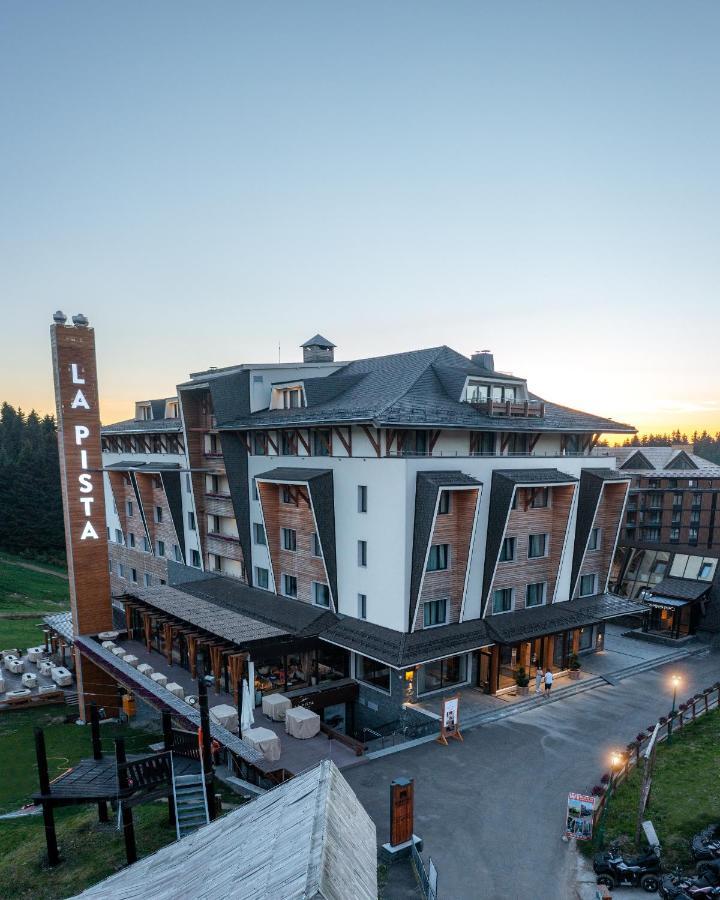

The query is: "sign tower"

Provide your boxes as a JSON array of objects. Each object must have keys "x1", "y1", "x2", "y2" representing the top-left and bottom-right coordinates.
[{"x1": 50, "y1": 311, "x2": 118, "y2": 719}]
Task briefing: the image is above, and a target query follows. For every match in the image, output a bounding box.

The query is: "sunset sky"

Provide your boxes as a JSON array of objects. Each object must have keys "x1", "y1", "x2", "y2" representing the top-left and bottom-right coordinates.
[{"x1": 1, "y1": 2, "x2": 718, "y2": 437}]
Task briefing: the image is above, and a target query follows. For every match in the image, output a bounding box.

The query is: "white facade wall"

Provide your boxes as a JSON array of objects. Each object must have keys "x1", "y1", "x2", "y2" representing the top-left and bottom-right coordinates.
[{"x1": 247, "y1": 450, "x2": 619, "y2": 633}]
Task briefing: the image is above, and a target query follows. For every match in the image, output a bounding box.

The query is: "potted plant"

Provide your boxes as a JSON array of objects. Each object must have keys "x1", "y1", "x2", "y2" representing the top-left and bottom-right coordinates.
[
  {"x1": 568, "y1": 652, "x2": 581, "y2": 680},
  {"x1": 515, "y1": 666, "x2": 530, "y2": 695}
]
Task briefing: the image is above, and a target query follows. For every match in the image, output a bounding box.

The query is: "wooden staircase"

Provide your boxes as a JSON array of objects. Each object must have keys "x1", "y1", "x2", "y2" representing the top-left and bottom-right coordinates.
[{"x1": 172, "y1": 771, "x2": 210, "y2": 839}]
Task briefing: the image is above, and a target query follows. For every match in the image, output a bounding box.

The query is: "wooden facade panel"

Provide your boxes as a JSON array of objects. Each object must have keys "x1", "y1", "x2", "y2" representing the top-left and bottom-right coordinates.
[
  {"x1": 490, "y1": 484, "x2": 575, "y2": 612},
  {"x1": 414, "y1": 488, "x2": 478, "y2": 630},
  {"x1": 574, "y1": 481, "x2": 628, "y2": 598},
  {"x1": 258, "y1": 482, "x2": 329, "y2": 607}
]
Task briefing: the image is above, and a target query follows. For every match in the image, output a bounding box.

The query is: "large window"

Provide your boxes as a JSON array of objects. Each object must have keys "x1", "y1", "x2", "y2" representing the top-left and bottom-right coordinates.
[
  {"x1": 282, "y1": 528, "x2": 297, "y2": 551},
  {"x1": 312, "y1": 532, "x2": 322, "y2": 557},
  {"x1": 587, "y1": 527, "x2": 601, "y2": 551},
  {"x1": 418, "y1": 654, "x2": 468, "y2": 695},
  {"x1": 438, "y1": 491, "x2": 450, "y2": 515},
  {"x1": 578, "y1": 626, "x2": 594, "y2": 651},
  {"x1": 253, "y1": 432, "x2": 267, "y2": 456},
  {"x1": 313, "y1": 429, "x2": 331, "y2": 456},
  {"x1": 499, "y1": 537, "x2": 515, "y2": 562},
  {"x1": 525, "y1": 582, "x2": 546, "y2": 607},
  {"x1": 507, "y1": 433, "x2": 529, "y2": 455},
  {"x1": 427, "y1": 544, "x2": 449, "y2": 571},
  {"x1": 423, "y1": 598, "x2": 448, "y2": 627},
  {"x1": 280, "y1": 431, "x2": 297, "y2": 456},
  {"x1": 471, "y1": 431, "x2": 496, "y2": 455},
  {"x1": 313, "y1": 582, "x2": 331, "y2": 608},
  {"x1": 531, "y1": 487, "x2": 549, "y2": 508},
  {"x1": 493, "y1": 588, "x2": 513, "y2": 613},
  {"x1": 282, "y1": 574, "x2": 297, "y2": 598},
  {"x1": 255, "y1": 567, "x2": 269, "y2": 589},
  {"x1": 356, "y1": 654, "x2": 390, "y2": 692},
  {"x1": 253, "y1": 523, "x2": 266, "y2": 545},
  {"x1": 579, "y1": 573, "x2": 597, "y2": 597},
  {"x1": 528, "y1": 533, "x2": 548, "y2": 558}
]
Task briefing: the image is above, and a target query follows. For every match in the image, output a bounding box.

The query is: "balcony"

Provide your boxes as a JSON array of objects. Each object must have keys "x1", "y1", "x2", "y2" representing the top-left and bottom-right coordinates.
[{"x1": 467, "y1": 398, "x2": 545, "y2": 418}]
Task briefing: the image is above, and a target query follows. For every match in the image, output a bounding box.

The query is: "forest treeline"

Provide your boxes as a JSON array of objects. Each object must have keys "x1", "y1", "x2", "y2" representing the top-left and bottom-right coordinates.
[
  {"x1": 614, "y1": 429, "x2": 720, "y2": 465},
  {"x1": 0, "y1": 403, "x2": 66, "y2": 566}
]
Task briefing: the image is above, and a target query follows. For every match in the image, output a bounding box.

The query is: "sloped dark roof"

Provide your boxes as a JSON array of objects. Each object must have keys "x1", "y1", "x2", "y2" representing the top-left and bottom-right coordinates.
[
  {"x1": 650, "y1": 578, "x2": 712, "y2": 602},
  {"x1": 484, "y1": 594, "x2": 646, "y2": 644},
  {"x1": 178, "y1": 576, "x2": 336, "y2": 637},
  {"x1": 215, "y1": 345, "x2": 635, "y2": 434},
  {"x1": 104, "y1": 460, "x2": 181, "y2": 471},
  {"x1": 620, "y1": 450, "x2": 655, "y2": 470},
  {"x1": 492, "y1": 468, "x2": 578, "y2": 485},
  {"x1": 255, "y1": 467, "x2": 333, "y2": 482},
  {"x1": 301, "y1": 334, "x2": 336, "y2": 348},
  {"x1": 666, "y1": 450, "x2": 699, "y2": 470},
  {"x1": 321, "y1": 615, "x2": 493, "y2": 668},
  {"x1": 101, "y1": 418, "x2": 183, "y2": 434},
  {"x1": 303, "y1": 373, "x2": 367, "y2": 408}
]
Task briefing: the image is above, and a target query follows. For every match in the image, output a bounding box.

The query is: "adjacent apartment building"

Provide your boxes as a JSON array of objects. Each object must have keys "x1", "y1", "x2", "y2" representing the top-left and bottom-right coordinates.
[
  {"x1": 99, "y1": 336, "x2": 647, "y2": 732},
  {"x1": 608, "y1": 446, "x2": 720, "y2": 640}
]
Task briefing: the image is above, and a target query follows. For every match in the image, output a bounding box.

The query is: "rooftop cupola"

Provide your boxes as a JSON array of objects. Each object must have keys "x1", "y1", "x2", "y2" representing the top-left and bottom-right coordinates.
[
  {"x1": 301, "y1": 334, "x2": 336, "y2": 363},
  {"x1": 471, "y1": 349, "x2": 494, "y2": 371}
]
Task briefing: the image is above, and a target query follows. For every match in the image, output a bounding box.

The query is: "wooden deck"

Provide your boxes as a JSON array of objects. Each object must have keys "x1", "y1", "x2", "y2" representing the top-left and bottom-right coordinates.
[{"x1": 33, "y1": 753, "x2": 200, "y2": 805}]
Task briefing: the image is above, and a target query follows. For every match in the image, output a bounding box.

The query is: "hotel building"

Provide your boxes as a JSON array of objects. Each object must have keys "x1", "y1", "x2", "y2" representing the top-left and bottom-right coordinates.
[
  {"x1": 608, "y1": 446, "x2": 720, "y2": 640},
  {"x1": 94, "y1": 334, "x2": 651, "y2": 738}
]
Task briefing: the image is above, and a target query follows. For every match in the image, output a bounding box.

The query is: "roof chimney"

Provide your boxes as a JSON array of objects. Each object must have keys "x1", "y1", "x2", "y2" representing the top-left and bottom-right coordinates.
[
  {"x1": 301, "y1": 334, "x2": 336, "y2": 364},
  {"x1": 471, "y1": 349, "x2": 494, "y2": 371}
]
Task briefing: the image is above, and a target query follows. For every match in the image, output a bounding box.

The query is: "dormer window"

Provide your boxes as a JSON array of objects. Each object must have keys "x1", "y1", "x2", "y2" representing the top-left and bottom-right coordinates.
[
  {"x1": 464, "y1": 380, "x2": 517, "y2": 404},
  {"x1": 166, "y1": 400, "x2": 179, "y2": 419},
  {"x1": 136, "y1": 403, "x2": 151, "y2": 421},
  {"x1": 270, "y1": 383, "x2": 306, "y2": 410}
]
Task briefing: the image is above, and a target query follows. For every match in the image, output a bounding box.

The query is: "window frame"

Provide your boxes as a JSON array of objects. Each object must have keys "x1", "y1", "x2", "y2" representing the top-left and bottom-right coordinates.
[
  {"x1": 528, "y1": 533, "x2": 548, "y2": 559},
  {"x1": 282, "y1": 573, "x2": 298, "y2": 598},
  {"x1": 281, "y1": 527, "x2": 297, "y2": 552},
  {"x1": 492, "y1": 587, "x2": 513, "y2": 614},
  {"x1": 426, "y1": 543, "x2": 450, "y2": 572},
  {"x1": 423, "y1": 598, "x2": 448, "y2": 628},
  {"x1": 578, "y1": 573, "x2": 597, "y2": 597}
]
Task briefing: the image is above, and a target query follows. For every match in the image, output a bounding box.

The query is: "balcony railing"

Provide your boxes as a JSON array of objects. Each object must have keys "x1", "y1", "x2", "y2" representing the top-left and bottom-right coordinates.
[{"x1": 466, "y1": 398, "x2": 546, "y2": 418}]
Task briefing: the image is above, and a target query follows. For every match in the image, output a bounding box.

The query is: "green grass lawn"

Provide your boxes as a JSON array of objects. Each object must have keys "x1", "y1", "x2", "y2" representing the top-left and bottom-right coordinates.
[
  {"x1": 601, "y1": 709, "x2": 720, "y2": 867},
  {"x1": 0, "y1": 552, "x2": 69, "y2": 649},
  {"x1": 0, "y1": 706, "x2": 175, "y2": 899}
]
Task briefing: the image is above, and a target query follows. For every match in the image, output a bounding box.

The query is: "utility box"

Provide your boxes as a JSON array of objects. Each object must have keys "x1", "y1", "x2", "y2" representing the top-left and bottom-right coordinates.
[{"x1": 122, "y1": 693, "x2": 136, "y2": 718}]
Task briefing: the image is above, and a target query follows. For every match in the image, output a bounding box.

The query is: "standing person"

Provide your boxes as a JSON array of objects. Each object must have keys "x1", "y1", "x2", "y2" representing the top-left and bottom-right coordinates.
[
  {"x1": 544, "y1": 668, "x2": 554, "y2": 699},
  {"x1": 534, "y1": 666, "x2": 544, "y2": 695}
]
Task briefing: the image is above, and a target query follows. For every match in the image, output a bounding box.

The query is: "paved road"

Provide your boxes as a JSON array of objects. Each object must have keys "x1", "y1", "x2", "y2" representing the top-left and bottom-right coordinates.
[{"x1": 345, "y1": 649, "x2": 719, "y2": 900}]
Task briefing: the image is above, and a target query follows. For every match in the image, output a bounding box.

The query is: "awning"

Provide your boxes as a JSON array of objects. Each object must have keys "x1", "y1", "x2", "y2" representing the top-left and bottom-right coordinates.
[
  {"x1": 643, "y1": 596, "x2": 690, "y2": 610},
  {"x1": 484, "y1": 593, "x2": 646, "y2": 645}
]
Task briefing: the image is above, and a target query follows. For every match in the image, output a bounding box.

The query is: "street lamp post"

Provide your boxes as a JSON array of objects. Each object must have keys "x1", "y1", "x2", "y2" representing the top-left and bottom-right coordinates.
[
  {"x1": 668, "y1": 674, "x2": 681, "y2": 746},
  {"x1": 596, "y1": 752, "x2": 622, "y2": 850}
]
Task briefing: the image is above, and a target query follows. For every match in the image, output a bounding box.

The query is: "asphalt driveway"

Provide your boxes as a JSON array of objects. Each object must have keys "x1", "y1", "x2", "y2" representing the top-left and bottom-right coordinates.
[{"x1": 345, "y1": 649, "x2": 719, "y2": 900}]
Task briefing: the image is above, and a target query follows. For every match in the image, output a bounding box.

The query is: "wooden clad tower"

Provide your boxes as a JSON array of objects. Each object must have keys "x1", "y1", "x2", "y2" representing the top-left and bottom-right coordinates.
[{"x1": 50, "y1": 312, "x2": 118, "y2": 719}]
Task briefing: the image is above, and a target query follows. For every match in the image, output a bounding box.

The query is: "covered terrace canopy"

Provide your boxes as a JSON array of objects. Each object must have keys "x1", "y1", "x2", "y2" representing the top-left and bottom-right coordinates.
[{"x1": 72, "y1": 760, "x2": 377, "y2": 900}]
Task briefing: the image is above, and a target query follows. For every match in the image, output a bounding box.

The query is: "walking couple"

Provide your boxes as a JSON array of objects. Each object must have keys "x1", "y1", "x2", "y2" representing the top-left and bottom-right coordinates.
[{"x1": 534, "y1": 666, "x2": 553, "y2": 698}]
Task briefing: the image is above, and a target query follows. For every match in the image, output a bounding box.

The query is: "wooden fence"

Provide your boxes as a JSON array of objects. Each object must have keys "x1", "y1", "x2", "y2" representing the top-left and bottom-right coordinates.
[{"x1": 592, "y1": 681, "x2": 720, "y2": 832}]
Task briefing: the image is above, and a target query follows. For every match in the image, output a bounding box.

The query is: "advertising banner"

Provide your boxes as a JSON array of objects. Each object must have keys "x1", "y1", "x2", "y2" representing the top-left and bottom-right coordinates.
[
  {"x1": 565, "y1": 792, "x2": 595, "y2": 840},
  {"x1": 437, "y1": 695, "x2": 463, "y2": 745}
]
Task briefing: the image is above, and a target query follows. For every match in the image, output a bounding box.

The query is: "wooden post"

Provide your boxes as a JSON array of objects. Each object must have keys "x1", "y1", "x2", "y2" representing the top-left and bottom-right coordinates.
[
  {"x1": 90, "y1": 702, "x2": 102, "y2": 761},
  {"x1": 237, "y1": 679, "x2": 243, "y2": 736},
  {"x1": 162, "y1": 711, "x2": 176, "y2": 826},
  {"x1": 390, "y1": 778, "x2": 414, "y2": 847},
  {"x1": 34, "y1": 727, "x2": 60, "y2": 867},
  {"x1": 115, "y1": 738, "x2": 137, "y2": 865},
  {"x1": 198, "y1": 678, "x2": 216, "y2": 820}
]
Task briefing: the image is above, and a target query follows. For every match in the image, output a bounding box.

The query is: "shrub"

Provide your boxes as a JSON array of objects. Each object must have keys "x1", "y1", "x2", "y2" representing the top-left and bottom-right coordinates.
[
  {"x1": 592, "y1": 785, "x2": 605, "y2": 796},
  {"x1": 636, "y1": 733, "x2": 646, "y2": 743},
  {"x1": 600, "y1": 773, "x2": 610, "y2": 784}
]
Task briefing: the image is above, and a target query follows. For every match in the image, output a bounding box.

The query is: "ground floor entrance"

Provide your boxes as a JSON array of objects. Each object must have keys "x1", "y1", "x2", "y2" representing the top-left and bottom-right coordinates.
[
  {"x1": 643, "y1": 600, "x2": 700, "y2": 639},
  {"x1": 476, "y1": 624, "x2": 603, "y2": 695}
]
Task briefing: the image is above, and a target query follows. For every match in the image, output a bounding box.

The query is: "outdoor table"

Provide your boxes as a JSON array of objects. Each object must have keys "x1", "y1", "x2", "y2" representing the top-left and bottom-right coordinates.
[
  {"x1": 150, "y1": 672, "x2": 168, "y2": 688},
  {"x1": 165, "y1": 682, "x2": 184, "y2": 699},
  {"x1": 262, "y1": 693, "x2": 291, "y2": 721},
  {"x1": 112, "y1": 646, "x2": 126, "y2": 657},
  {"x1": 101, "y1": 641, "x2": 116, "y2": 651},
  {"x1": 285, "y1": 706, "x2": 321, "y2": 739},
  {"x1": 51, "y1": 667, "x2": 72, "y2": 686},
  {"x1": 137, "y1": 663, "x2": 154, "y2": 677},
  {"x1": 210, "y1": 704, "x2": 239, "y2": 733},
  {"x1": 241, "y1": 726, "x2": 281, "y2": 762},
  {"x1": 7, "y1": 658, "x2": 25, "y2": 674},
  {"x1": 122, "y1": 655, "x2": 139, "y2": 668},
  {"x1": 21, "y1": 672, "x2": 38, "y2": 688},
  {"x1": 98, "y1": 631, "x2": 119, "y2": 641}
]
